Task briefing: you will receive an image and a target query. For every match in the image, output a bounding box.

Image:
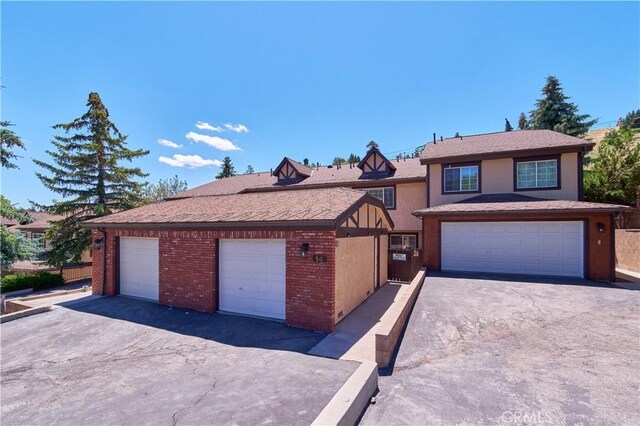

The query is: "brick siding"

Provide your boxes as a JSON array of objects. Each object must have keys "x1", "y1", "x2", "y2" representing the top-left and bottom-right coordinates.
[
  {"x1": 615, "y1": 229, "x2": 640, "y2": 273},
  {"x1": 421, "y1": 212, "x2": 615, "y2": 281},
  {"x1": 91, "y1": 228, "x2": 337, "y2": 333}
]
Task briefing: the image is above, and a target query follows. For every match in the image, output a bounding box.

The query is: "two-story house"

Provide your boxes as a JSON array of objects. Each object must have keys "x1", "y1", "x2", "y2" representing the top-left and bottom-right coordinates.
[
  {"x1": 414, "y1": 130, "x2": 630, "y2": 281},
  {"x1": 170, "y1": 148, "x2": 427, "y2": 250}
]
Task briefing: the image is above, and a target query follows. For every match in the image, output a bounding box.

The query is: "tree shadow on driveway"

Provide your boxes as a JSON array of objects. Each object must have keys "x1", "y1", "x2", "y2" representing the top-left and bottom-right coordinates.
[{"x1": 61, "y1": 296, "x2": 326, "y2": 354}]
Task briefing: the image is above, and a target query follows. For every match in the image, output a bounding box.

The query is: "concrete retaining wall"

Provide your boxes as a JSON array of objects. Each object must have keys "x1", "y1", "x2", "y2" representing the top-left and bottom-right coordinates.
[{"x1": 375, "y1": 268, "x2": 426, "y2": 368}]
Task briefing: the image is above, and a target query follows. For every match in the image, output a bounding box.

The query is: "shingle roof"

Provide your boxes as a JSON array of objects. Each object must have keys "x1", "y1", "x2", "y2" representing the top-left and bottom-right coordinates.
[
  {"x1": 85, "y1": 187, "x2": 392, "y2": 228},
  {"x1": 413, "y1": 194, "x2": 631, "y2": 216},
  {"x1": 169, "y1": 157, "x2": 425, "y2": 199},
  {"x1": 1, "y1": 211, "x2": 64, "y2": 231},
  {"x1": 421, "y1": 130, "x2": 594, "y2": 164}
]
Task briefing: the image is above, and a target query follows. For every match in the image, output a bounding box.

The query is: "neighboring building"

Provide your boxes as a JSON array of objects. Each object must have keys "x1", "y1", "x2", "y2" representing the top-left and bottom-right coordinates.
[
  {"x1": 84, "y1": 188, "x2": 393, "y2": 332},
  {"x1": 11, "y1": 211, "x2": 64, "y2": 254},
  {"x1": 414, "y1": 130, "x2": 631, "y2": 281},
  {"x1": 170, "y1": 148, "x2": 426, "y2": 251}
]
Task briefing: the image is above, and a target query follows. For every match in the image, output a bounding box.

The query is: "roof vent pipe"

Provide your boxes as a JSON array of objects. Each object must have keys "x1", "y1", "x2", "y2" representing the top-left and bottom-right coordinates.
[
  {"x1": 433, "y1": 133, "x2": 436, "y2": 144},
  {"x1": 270, "y1": 168, "x2": 273, "y2": 176}
]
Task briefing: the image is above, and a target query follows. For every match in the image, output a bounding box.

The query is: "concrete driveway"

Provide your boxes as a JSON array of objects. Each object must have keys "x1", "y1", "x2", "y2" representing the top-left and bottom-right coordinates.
[
  {"x1": 361, "y1": 272, "x2": 640, "y2": 425},
  {"x1": 1, "y1": 297, "x2": 358, "y2": 425}
]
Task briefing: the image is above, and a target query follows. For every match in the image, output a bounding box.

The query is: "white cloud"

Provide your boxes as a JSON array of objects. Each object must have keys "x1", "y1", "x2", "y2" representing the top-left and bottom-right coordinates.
[
  {"x1": 157, "y1": 138, "x2": 182, "y2": 149},
  {"x1": 185, "y1": 131, "x2": 242, "y2": 151},
  {"x1": 224, "y1": 123, "x2": 249, "y2": 133},
  {"x1": 195, "y1": 121, "x2": 223, "y2": 132},
  {"x1": 158, "y1": 154, "x2": 223, "y2": 168}
]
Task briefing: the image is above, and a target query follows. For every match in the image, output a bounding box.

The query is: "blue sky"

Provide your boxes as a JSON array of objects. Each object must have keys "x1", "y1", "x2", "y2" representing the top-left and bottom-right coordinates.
[{"x1": 2, "y1": 1, "x2": 639, "y2": 207}]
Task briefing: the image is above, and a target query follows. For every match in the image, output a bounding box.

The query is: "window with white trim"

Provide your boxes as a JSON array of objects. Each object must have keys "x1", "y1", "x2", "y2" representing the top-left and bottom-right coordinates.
[
  {"x1": 516, "y1": 159, "x2": 558, "y2": 189},
  {"x1": 365, "y1": 187, "x2": 395, "y2": 208},
  {"x1": 444, "y1": 165, "x2": 479, "y2": 192},
  {"x1": 31, "y1": 233, "x2": 45, "y2": 251},
  {"x1": 389, "y1": 234, "x2": 417, "y2": 250}
]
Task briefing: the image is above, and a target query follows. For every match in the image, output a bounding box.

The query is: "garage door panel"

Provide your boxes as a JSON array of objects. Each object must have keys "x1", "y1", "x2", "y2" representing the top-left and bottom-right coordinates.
[
  {"x1": 441, "y1": 221, "x2": 584, "y2": 278},
  {"x1": 219, "y1": 239, "x2": 286, "y2": 320},
  {"x1": 119, "y1": 237, "x2": 159, "y2": 301}
]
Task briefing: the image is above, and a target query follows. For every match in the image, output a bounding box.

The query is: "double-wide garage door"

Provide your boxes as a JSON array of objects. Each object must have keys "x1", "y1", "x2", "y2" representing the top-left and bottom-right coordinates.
[
  {"x1": 219, "y1": 239, "x2": 286, "y2": 320},
  {"x1": 441, "y1": 221, "x2": 584, "y2": 278}
]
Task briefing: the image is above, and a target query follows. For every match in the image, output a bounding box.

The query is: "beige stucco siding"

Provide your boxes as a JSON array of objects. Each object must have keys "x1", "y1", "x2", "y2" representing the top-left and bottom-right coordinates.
[
  {"x1": 429, "y1": 153, "x2": 579, "y2": 206},
  {"x1": 389, "y1": 182, "x2": 426, "y2": 231},
  {"x1": 335, "y1": 236, "x2": 375, "y2": 323},
  {"x1": 380, "y1": 234, "x2": 388, "y2": 286}
]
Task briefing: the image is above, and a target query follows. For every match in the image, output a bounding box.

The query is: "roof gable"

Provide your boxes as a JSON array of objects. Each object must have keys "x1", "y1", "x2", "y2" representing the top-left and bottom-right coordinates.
[
  {"x1": 273, "y1": 157, "x2": 313, "y2": 183},
  {"x1": 357, "y1": 147, "x2": 396, "y2": 178}
]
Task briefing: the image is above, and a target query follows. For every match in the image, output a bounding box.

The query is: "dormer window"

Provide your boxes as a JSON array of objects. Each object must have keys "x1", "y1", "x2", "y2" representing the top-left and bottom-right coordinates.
[
  {"x1": 273, "y1": 157, "x2": 312, "y2": 184},
  {"x1": 357, "y1": 147, "x2": 396, "y2": 179}
]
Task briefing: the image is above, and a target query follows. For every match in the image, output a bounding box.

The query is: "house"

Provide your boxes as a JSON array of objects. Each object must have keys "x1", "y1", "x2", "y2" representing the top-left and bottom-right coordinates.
[
  {"x1": 8, "y1": 211, "x2": 64, "y2": 253},
  {"x1": 170, "y1": 149, "x2": 426, "y2": 252},
  {"x1": 414, "y1": 130, "x2": 631, "y2": 281},
  {"x1": 84, "y1": 188, "x2": 393, "y2": 332}
]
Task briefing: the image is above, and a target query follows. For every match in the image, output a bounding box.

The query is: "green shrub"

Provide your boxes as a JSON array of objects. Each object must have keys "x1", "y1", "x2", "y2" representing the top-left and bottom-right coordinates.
[{"x1": 0, "y1": 272, "x2": 65, "y2": 294}]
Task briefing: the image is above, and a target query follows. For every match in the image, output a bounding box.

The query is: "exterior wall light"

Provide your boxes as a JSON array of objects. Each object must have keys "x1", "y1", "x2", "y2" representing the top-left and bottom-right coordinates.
[
  {"x1": 94, "y1": 237, "x2": 104, "y2": 250},
  {"x1": 300, "y1": 243, "x2": 310, "y2": 258},
  {"x1": 597, "y1": 222, "x2": 605, "y2": 233}
]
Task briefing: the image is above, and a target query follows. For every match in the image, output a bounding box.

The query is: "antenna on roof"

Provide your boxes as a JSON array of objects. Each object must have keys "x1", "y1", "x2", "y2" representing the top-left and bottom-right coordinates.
[{"x1": 433, "y1": 133, "x2": 436, "y2": 145}]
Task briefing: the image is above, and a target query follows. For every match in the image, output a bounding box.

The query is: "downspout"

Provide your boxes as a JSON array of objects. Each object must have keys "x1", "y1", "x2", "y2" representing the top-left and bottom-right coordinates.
[{"x1": 98, "y1": 227, "x2": 107, "y2": 296}]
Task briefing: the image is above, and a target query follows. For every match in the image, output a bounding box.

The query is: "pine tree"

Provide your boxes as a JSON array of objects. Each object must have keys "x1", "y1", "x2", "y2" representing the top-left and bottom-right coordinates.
[
  {"x1": 216, "y1": 156, "x2": 236, "y2": 179},
  {"x1": 529, "y1": 76, "x2": 597, "y2": 136},
  {"x1": 303, "y1": 158, "x2": 310, "y2": 166},
  {"x1": 332, "y1": 157, "x2": 347, "y2": 165},
  {"x1": 347, "y1": 153, "x2": 361, "y2": 164},
  {"x1": 33, "y1": 92, "x2": 149, "y2": 267},
  {"x1": 0, "y1": 121, "x2": 26, "y2": 169},
  {"x1": 621, "y1": 109, "x2": 640, "y2": 128},
  {"x1": 505, "y1": 119, "x2": 513, "y2": 132},
  {"x1": 518, "y1": 112, "x2": 528, "y2": 130},
  {"x1": 453, "y1": 132, "x2": 460, "y2": 138},
  {"x1": 245, "y1": 165, "x2": 255, "y2": 174},
  {"x1": 366, "y1": 140, "x2": 379, "y2": 150},
  {"x1": 413, "y1": 145, "x2": 424, "y2": 158}
]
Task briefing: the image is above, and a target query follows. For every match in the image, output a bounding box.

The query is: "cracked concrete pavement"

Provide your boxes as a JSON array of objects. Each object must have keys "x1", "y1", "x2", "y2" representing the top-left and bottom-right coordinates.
[
  {"x1": 361, "y1": 272, "x2": 640, "y2": 425},
  {"x1": 1, "y1": 297, "x2": 359, "y2": 425}
]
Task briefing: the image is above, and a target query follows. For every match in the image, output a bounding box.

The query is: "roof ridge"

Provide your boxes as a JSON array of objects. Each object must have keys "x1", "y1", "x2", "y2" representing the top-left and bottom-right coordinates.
[{"x1": 439, "y1": 129, "x2": 547, "y2": 142}]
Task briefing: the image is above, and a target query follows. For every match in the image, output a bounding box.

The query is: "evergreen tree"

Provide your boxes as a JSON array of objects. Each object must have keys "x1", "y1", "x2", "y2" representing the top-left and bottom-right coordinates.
[
  {"x1": 504, "y1": 118, "x2": 513, "y2": 132},
  {"x1": 453, "y1": 132, "x2": 460, "y2": 138},
  {"x1": 216, "y1": 156, "x2": 236, "y2": 179},
  {"x1": 584, "y1": 127, "x2": 640, "y2": 206},
  {"x1": 529, "y1": 76, "x2": 597, "y2": 136},
  {"x1": 141, "y1": 175, "x2": 188, "y2": 203},
  {"x1": 347, "y1": 153, "x2": 361, "y2": 164},
  {"x1": 33, "y1": 92, "x2": 149, "y2": 266},
  {"x1": 621, "y1": 109, "x2": 640, "y2": 128},
  {"x1": 0, "y1": 121, "x2": 26, "y2": 169},
  {"x1": 518, "y1": 112, "x2": 528, "y2": 130},
  {"x1": 245, "y1": 165, "x2": 255, "y2": 174},
  {"x1": 366, "y1": 140, "x2": 379, "y2": 150},
  {"x1": 332, "y1": 157, "x2": 347, "y2": 165},
  {"x1": 413, "y1": 145, "x2": 424, "y2": 158},
  {"x1": 303, "y1": 158, "x2": 310, "y2": 166}
]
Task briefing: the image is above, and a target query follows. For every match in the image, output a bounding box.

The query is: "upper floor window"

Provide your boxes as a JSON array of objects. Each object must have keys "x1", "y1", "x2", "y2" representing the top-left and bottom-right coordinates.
[
  {"x1": 365, "y1": 187, "x2": 395, "y2": 209},
  {"x1": 31, "y1": 232, "x2": 45, "y2": 251},
  {"x1": 516, "y1": 158, "x2": 558, "y2": 190},
  {"x1": 443, "y1": 165, "x2": 479, "y2": 193}
]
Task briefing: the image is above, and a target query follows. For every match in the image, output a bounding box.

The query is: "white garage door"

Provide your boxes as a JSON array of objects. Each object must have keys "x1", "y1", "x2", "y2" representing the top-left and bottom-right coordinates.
[
  {"x1": 441, "y1": 221, "x2": 584, "y2": 278},
  {"x1": 119, "y1": 237, "x2": 159, "y2": 301},
  {"x1": 219, "y1": 239, "x2": 286, "y2": 320}
]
